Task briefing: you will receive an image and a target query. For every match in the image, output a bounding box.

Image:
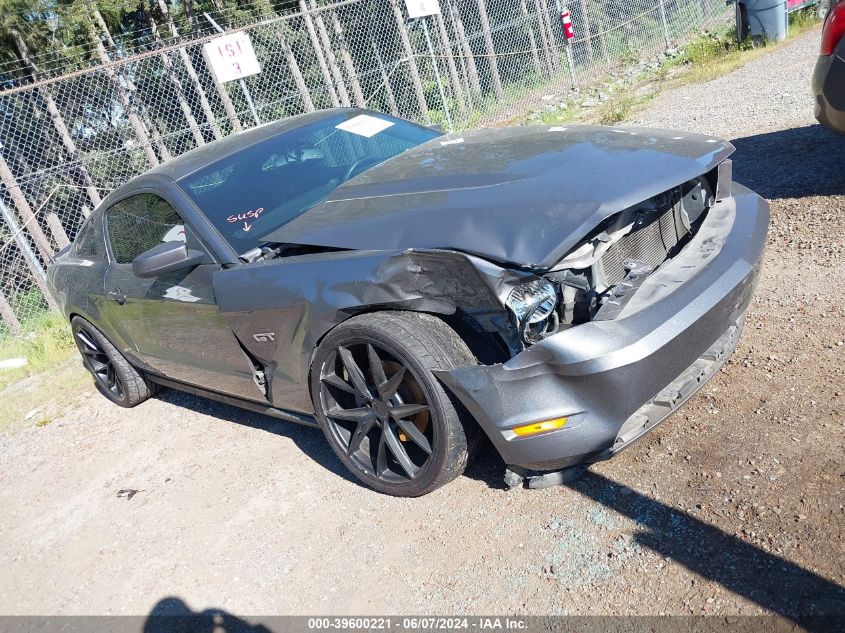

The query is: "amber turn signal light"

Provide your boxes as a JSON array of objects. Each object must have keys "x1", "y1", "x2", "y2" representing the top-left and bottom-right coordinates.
[{"x1": 511, "y1": 417, "x2": 567, "y2": 437}]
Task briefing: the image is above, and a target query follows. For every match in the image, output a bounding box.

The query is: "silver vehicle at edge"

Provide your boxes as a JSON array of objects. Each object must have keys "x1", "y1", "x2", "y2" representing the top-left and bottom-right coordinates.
[{"x1": 48, "y1": 109, "x2": 769, "y2": 496}]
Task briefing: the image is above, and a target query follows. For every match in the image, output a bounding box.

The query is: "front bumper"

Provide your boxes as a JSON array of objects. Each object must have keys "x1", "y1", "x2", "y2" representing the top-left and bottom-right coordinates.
[{"x1": 437, "y1": 183, "x2": 769, "y2": 470}]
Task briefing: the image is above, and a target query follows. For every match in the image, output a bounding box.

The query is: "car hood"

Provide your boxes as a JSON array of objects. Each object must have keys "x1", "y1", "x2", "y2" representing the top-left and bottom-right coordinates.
[{"x1": 265, "y1": 126, "x2": 733, "y2": 270}]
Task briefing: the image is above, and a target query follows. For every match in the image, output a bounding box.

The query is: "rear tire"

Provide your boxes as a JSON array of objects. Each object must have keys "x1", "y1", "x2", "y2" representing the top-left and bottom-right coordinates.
[
  {"x1": 71, "y1": 316, "x2": 152, "y2": 408},
  {"x1": 311, "y1": 312, "x2": 478, "y2": 496}
]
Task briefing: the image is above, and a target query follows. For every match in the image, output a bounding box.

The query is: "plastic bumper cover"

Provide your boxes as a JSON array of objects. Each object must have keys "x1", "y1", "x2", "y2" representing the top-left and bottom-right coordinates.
[
  {"x1": 813, "y1": 49, "x2": 845, "y2": 135},
  {"x1": 436, "y1": 183, "x2": 770, "y2": 470}
]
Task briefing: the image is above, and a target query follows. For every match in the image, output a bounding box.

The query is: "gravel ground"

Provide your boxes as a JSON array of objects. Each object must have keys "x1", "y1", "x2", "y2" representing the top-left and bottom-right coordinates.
[{"x1": 0, "y1": 27, "x2": 843, "y2": 623}]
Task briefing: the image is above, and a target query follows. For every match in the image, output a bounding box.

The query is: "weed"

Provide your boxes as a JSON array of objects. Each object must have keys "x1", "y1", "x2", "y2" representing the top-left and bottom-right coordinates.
[
  {"x1": 539, "y1": 102, "x2": 577, "y2": 126},
  {"x1": 790, "y1": 7, "x2": 821, "y2": 35},
  {"x1": 0, "y1": 312, "x2": 75, "y2": 391},
  {"x1": 599, "y1": 93, "x2": 636, "y2": 125},
  {"x1": 0, "y1": 360, "x2": 89, "y2": 433}
]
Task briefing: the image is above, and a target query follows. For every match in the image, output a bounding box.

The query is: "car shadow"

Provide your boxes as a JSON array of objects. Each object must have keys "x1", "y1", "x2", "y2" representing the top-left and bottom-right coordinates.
[
  {"x1": 730, "y1": 124, "x2": 845, "y2": 200},
  {"x1": 464, "y1": 456, "x2": 844, "y2": 625},
  {"x1": 464, "y1": 437, "x2": 510, "y2": 490},
  {"x1": 564, "y1": 469, "x2": 845, "y2": 627},
  {"x1": 155, "y1": 388, "x2": 512, "y2": 493},
  {"x1": 150, "y1": 391, "x2": 844, "y2": 626},
  {"x1": 153, "y1": 388, "x2": 361, "y2": 489}
]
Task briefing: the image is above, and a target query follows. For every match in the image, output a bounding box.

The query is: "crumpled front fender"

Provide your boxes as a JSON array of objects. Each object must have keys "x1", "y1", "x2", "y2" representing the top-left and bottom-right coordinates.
[{"x1": 213, "y1": 248, "x2": 527, "y2": 413}]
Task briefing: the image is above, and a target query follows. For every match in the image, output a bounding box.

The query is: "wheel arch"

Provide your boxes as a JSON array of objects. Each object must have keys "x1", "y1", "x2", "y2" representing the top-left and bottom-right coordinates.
[{"x1": 309, "y1": 305, "x2": 511, "y2": 378}]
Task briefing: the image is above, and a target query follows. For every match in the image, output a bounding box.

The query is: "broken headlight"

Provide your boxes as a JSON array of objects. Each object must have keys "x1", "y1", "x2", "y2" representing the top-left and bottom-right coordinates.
[
  {"x1": 507, "y1": 279, "x2": 557, "y2": 324},
  {"x1": 506, "y1": 279, "x2": 559, "y2": 344}
]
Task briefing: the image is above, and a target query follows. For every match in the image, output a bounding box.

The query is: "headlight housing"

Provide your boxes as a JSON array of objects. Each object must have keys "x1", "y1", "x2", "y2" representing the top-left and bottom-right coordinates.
[{"x1": 506, "y1": 279, "x2": 557, "y2": 325}]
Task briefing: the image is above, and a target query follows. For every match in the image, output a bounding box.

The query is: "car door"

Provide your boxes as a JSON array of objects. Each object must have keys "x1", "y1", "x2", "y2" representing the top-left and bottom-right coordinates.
[{"x1": 102, "y1": 191, "x2": 261, "y2": 400}]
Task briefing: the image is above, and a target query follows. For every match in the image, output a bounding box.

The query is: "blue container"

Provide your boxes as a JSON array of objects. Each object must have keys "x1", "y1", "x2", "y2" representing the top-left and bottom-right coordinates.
[{"x1": 736, "y1": 0, "x2": 789, "y2": 42}]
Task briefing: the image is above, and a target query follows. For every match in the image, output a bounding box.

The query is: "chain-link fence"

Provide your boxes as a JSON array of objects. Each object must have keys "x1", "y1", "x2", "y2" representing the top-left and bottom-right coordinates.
[{"x1": 0, "y1": 0, "x2": 730, "y2": 338}]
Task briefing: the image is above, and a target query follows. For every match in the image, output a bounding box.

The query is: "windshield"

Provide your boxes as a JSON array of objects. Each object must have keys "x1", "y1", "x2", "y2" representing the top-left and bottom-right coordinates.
[{"x1": 178, "y1": 112, "x2": 441, "y2": 255}]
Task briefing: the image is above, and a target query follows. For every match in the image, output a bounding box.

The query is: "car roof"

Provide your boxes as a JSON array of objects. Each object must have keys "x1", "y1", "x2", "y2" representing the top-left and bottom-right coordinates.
[{"x1": 146, "y1": 108, "x2": 361, "y2": 182}]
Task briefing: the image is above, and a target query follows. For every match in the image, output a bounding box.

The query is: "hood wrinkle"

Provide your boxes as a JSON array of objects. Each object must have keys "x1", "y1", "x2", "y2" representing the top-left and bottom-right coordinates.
[{"x1": 325, "y1": 173, "x2": 519, "y2": 202}]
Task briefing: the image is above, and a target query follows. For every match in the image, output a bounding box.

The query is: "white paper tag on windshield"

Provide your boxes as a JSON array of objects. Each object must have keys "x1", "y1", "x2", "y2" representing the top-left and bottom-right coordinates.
[{"x1": 336, "y1": 114, "x2": 394, "y2": 138}]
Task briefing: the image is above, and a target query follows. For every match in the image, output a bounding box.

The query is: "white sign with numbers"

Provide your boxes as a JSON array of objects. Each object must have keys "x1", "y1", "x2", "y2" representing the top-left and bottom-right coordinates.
[
  {"x1": 404, "y1": 0, "x2": 441, "y2": 18},
  {"x1": 203, "y1": 31, "x2": 261, "y2": 84}
]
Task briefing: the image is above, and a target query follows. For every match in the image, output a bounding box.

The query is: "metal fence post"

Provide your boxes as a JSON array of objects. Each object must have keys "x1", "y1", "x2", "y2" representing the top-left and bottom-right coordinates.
[
  {"x1": 659, "y1": 0, "x2": 672, "y2": 49},
  {"x1": 421, "y1": 17, "x2": 453, "y2": 132},
  {"x1": 0, "y1": 197, "x2": 57, "y2": 312},
  {"x1": 556, "y1": 1, "x2": 578, "y2": 89}
]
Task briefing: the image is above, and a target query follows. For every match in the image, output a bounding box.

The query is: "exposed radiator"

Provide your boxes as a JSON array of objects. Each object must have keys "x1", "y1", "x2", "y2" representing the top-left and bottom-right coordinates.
[{"x1": 600, "y1": 205, "x2": 686, "y2": 287}]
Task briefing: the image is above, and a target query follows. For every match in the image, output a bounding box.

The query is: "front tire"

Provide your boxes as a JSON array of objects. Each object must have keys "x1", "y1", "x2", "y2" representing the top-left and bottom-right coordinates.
[
  {"x1": 311, "y1": 312, "x2": 478, "y2": 497},
  {"x1": 71, "y1": 316, "x2": 152, "y2": 408}
]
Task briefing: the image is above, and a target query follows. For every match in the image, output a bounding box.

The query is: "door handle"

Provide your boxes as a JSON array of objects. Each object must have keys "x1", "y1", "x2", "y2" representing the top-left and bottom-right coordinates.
[{"x1": 107, "y1": 289, "x2": 126, "y2": 305}]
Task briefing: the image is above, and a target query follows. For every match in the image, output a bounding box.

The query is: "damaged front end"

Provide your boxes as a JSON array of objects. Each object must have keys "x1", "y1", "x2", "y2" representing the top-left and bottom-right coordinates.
[
  {"x1": 435, "y1": 163, "x2": 769, "y2": 475},
  {"x1": 211, "y1": 124, "x2": 767, "y2": 481},
  {"x1": 504, "y1": 162, "x2": 731, "y2": 347}
]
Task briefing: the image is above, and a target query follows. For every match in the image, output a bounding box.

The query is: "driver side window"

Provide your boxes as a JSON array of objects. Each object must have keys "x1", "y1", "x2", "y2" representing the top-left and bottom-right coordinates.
[{"x1": 106, "y1": 194, "x2": 185, "y2": 264}]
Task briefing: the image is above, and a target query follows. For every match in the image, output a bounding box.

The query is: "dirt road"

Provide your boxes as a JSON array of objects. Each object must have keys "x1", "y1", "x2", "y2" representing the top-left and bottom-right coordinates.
[{"x1": 1, "y1": 27, "x2": 843, "y2": 622}]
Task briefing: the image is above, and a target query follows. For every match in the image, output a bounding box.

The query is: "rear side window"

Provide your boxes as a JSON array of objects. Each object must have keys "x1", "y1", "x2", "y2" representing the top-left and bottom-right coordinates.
[
  {"x1": 106, "y1": 194, "x2": 185, "y2": 264},
  {"x1": 73, "y1": 217, "x2": 106, "y2": 259}
]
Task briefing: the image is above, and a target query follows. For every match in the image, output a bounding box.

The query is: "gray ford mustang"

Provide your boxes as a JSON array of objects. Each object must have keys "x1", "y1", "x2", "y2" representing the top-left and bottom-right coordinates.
[{"x1": 48, "y1": 109, "x2": 769, "y2": 496}]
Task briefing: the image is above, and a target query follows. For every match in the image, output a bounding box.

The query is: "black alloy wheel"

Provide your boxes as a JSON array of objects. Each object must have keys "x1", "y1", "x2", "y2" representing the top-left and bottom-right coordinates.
[
  {"x1": 311, "y1": 312, "x2": 479, "y2": 496},
  {"x1": 71, "y1": 316, "x2": 153, "y2": 408},
  {"x1": 319, "y1": 341, "x2": 435, "y2": 483},
  {"x1": 75, "y1": 325, "x2": 125, "y2": 400}
]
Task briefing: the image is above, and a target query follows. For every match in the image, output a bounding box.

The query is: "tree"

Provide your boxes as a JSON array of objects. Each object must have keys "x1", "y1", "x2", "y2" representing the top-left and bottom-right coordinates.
[
  {"x1": 329, "y1": 8, "x2": 364, "y2": 107},
  {"x1": 448, "y1": 1, "x2": 481, "y2": 97},
  {"x1": 0, "y1": 0, "x2": 104, "y2": 270},
  {"x1": 519, "y1": 0, "x2": 544, "y2": 78},
  {"x1": 298, "y1": 0, "x2": 340, "y2": 107},
  {"x1": 309, "y1": 0, "x2": 351, "y2": 107},
  {"x1": 532, "y1": 0, "x2": 560, "y2": 74},
  {"x1": 475, "y1": 0, "x2": 503, "y2": 98},
  {"x1": 0, "y1": 14, "x2": 103, "y2": 208},
  {"x1": 147, "y1": 2, "x2": 205, "y2": 147},
  {"x1": 433, "y1": 11, "x2": 464, "y2": 113},
  {"x1": 164, "y1": 0, "x2": 223, "y2": 139}
]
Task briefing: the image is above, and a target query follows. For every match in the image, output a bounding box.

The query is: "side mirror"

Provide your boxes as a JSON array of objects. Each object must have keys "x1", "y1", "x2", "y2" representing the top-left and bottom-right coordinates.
[{"x1": 132, "y1": 241, "x2": 205, "y2": 278}]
